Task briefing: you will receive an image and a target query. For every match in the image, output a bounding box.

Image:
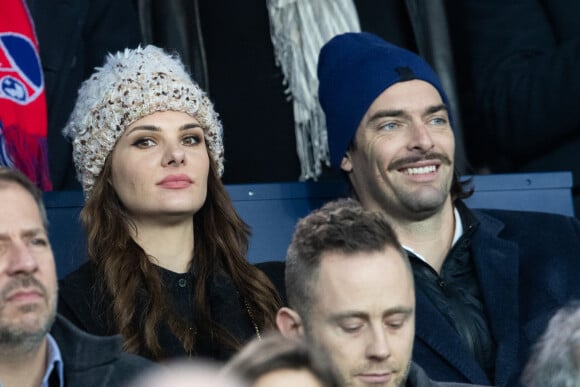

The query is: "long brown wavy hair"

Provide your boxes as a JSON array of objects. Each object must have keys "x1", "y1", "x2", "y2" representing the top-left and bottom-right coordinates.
[{"x1": 81, "y1": 156, "x2": 282, "y2": 360}]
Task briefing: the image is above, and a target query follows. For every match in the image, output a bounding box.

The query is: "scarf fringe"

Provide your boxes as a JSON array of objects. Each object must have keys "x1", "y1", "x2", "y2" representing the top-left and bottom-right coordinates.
[
  {"x1": 267, "y1": 0, "x2": 360, "y2": 180},
  {"x1": 1, "y1": 122, "x2": 52, "y2": 190}
]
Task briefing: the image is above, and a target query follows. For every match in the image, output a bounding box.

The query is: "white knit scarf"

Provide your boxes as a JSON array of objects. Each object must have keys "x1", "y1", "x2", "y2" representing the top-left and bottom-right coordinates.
[{"x1": 267, "y1": 0, "x2": 360, "y2": 180}]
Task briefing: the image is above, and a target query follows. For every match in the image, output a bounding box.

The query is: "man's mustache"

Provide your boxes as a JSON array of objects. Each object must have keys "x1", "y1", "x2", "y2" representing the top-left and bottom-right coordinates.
[
  {"x1": 388, "y1": 152, "x2": 452, "y2": 171},
  {"x1": 0, "y1": 275, "x2": 48, "y2": 302}
]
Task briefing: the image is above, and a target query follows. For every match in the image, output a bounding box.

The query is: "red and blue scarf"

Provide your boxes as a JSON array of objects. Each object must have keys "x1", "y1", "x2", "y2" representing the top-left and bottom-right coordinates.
[{"x1": 0, "y1": 0, "x2": 52, "y2": 190}]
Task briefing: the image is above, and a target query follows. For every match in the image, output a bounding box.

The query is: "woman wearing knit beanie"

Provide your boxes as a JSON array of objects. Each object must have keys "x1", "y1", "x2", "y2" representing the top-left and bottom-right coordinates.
[{"x1": 56, "y1": 45, "x2": 283, "y2": 361}]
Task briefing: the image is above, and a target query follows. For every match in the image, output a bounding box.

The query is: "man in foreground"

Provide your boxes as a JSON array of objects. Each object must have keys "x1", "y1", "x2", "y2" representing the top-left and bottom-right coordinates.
[{"x1": 276, "y1": 198, "x2": 483, "y2": 387}]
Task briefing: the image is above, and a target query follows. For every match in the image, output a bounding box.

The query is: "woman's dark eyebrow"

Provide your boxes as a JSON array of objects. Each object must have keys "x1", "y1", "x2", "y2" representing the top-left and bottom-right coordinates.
[
  {"x1": 126, "y1": 125, "x2": 159, "y2": 135},
  {"x1": 126, "y1": 122, "x2": 202, "y2": 135},
  {"x1": 180, "y1": 123, "x2": 202, "y2": 131}
]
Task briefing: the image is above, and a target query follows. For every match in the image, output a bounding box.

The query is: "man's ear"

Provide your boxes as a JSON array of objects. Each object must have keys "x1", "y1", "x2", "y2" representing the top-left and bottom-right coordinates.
[
  {"x1": 341, "y1": 151, "x2": 353, "y2": 172},
  {"x1": 276, "y1": 307, "x2": 304, "y2": 338}
]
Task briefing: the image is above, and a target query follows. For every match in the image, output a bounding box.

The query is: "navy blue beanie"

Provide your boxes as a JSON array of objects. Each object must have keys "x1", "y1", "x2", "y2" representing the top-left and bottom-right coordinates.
[{"x1": 318, "y1": 32, "x2": 452, "y2": 167}]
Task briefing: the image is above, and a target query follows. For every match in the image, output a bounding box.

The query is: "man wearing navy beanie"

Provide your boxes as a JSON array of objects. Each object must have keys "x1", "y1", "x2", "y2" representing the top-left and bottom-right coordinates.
[{"x1": 317, "y1": 32, "x2": 580, "y2": 387}]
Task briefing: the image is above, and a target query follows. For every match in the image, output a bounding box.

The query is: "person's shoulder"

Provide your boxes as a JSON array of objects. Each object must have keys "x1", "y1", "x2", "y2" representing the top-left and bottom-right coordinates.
[
  {"x1": 471, "y1": 208, "x2": 580, "y2": 256},
  {"x1": 475, "y1": 208, "x2": 579, "y2": 232},
  {"x1": 51, "y1": 314, "x2": 116, "y2": 355},
  {"x1": 52, "y1": 315, "x2": 156, "y2": 386},
  {"x1": 59, "y1": 261, "x2": 98, "y2": 288},
  {"x1": 408, "y1": 363, "x2": 490, "y2": 387},
  {"x1": 58, "y1": 261, "x2": 100, "y2": 307},
  {"x1": 475, "y1": 206, "x2": 573, "y2": 220},
  {"x1": 57, "y1": 262, "x2": 110, "y2": 334},
  {"x1": 108, "y1": 350, "x2": 157, "y2": 381}
]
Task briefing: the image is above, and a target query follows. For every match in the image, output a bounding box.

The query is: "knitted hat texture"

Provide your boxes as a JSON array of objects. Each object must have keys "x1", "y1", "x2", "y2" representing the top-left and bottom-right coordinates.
[
  {"x1": 317, "y1": 32, "x2": 451, "y2": 167},
  {"x1": 63, "y1": 45, "x2": 224, "y2": 198}
]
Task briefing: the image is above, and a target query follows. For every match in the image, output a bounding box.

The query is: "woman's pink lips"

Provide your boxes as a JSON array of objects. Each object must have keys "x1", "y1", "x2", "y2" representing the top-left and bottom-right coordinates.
[{"x1": 157, "y1": 174, "x2": 193, "y2": 189}]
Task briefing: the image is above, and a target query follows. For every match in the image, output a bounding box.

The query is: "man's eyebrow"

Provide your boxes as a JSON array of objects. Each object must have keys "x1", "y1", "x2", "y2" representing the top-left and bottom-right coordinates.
[
  {"x1": 0, "y1": 228, "x2": 46, "y2": 241},
  {"x1": 383, "y1": 306, "x2": 414, "y2": 317},
  {"x1": 366, "y1": 104, "x2": 448, "y2": 127},
  {"x1": 22, "y1": 228, "x2": 47, "y2": 238},
  {"x1": 329, "y1": 306, "x2": 413, "y2": 322},
  {"x1": 366, "y1": 109, "x2": 406, "y2": 126},
  {"x1": 424, "y1": 104, "x2": 448, "y2": 116},
  {"x1": 329, "y1": 311, "x2": 368, "y2": 323}
]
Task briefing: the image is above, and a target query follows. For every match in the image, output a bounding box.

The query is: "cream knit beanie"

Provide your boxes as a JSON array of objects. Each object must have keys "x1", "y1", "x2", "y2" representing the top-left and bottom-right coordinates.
[{"x1": 63, "y1": 45, "x2": 224, "y2": 198}]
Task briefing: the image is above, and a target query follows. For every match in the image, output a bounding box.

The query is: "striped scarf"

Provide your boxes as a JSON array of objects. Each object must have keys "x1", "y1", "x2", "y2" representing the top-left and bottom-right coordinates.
[
  {"x1": 0, "y1": 0, "x2": 52, "y2": 190},
  {"x1": 267, "y1": 0, "x2": 360, "y2": 180}
]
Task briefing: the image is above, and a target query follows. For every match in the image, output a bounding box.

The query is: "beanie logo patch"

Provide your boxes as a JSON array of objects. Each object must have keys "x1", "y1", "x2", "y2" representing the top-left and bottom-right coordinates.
[{"x1": 395, "y1": 66, "x2": 415, "y2": 82}]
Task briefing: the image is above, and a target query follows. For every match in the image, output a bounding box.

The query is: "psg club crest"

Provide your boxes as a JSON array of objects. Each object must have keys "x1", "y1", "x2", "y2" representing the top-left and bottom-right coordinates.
[{"x1": 0, "y1": 32, "x2": 44, "y2": 105}]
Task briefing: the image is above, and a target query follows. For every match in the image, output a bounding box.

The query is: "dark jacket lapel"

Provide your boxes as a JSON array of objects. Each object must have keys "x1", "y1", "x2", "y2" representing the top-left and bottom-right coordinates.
[
  {"x1": 471, "y1": 210, "x2": 520, "y2": 387},
  {"x1": 415, "y1": 288, "x2": 490, "y2": 383}
]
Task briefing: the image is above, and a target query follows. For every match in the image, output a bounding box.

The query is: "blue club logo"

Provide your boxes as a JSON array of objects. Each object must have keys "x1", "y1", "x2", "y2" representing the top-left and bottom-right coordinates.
[{"x1": 0, "y1": 32, "x2": 44, "y2": 105}]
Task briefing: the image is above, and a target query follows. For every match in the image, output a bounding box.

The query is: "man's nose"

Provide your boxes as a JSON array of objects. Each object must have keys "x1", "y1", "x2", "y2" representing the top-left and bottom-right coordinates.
[
  {"x1": 7, "y1": 242, "x2": 39, "y2": 275},
  {"x1": 365, "y1": 326, "x2": 391, "y2": 360},
  {"x1": 407, "y1": 122, "x2": 435, "y2": 152}
]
